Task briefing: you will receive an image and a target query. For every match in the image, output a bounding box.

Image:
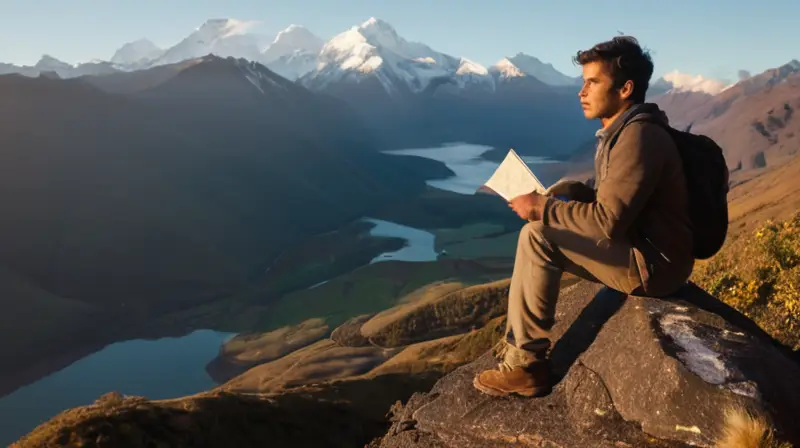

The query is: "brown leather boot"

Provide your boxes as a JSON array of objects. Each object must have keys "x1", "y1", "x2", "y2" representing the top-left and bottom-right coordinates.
[{"x1": 473, "y1": 345, "x2": 552, "y2": 397}]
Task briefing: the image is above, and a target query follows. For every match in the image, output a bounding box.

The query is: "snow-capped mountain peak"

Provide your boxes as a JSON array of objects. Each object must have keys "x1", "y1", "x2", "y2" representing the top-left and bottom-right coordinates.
[
  {"x1": 354, "y1": 17, "x2": 441, "y2": 63},
  {"x1": 661, "y1": 70, "x2": 729, "y2": 95},
  {"x1": 198, "y1": 18, "x2": 259, "y2": 39},
  {"x1": 491, "y1": 58, "x2": 525, "y2": 78},
  {"x1": 153, "y1": 18, "x2": 263, "y2": 66},
  {"x1": 111, "y1": 39, "x2": 163, "y2": 66},
  {"x1": 360, "y1": 17, "x2": 395, "y2": 33},
  {"x1": 306, "y1": 17, "x2": 460, "y2": 93},
  {"x1": 457, "y1": 57, "x2": 488, "y2": 76},
  {"x1": 453, "y1": 57, "x2": 493, "y2": 89},
  {"x1": 495, "y1": 53, "x2": 576, "y2": 86},
  {"x1": 272, "y1": 24, "x2": 322, "y2": 48},
  {"x1": 262, "y1": 24, "x2": 323, "y2": 63}
]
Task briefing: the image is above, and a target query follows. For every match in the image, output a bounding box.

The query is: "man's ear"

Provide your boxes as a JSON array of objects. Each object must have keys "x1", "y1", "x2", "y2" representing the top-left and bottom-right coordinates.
[{"x1": 619, "y1": 79, "x2": 634, "y2": 100}]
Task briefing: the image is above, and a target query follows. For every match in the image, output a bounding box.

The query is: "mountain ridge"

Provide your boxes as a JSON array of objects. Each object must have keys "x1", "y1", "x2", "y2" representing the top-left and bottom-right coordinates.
[{"x1": 0, "y1": 16, "x2": 741, "y2": 94}]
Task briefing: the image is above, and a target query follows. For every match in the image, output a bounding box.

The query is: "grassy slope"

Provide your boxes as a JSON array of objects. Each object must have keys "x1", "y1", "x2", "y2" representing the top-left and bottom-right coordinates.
[
  {"x1": 251, "y1": 258, "x2": 513, "y2": 333},
  {"x1": 439, "y1": 231, "x2": 520, "y2": 259},
  {"x1": 433, "y1": 222, "x2": 506, "y2": 251},
  {"x1": 693, "y1": 156, "x2": 800, "y2": 351},
  {"x1": 693, "y1": 212, "x2": 800, "y2": 350},
  {"x1": 725, "y1": 153, "x2": 800, "y2": 238},
  {"x1": 366, "y1": 315, "x2": 506, "y2": 376},
  {"x1": 360, "y1": 279, "x2": 511, "y2": 347}
]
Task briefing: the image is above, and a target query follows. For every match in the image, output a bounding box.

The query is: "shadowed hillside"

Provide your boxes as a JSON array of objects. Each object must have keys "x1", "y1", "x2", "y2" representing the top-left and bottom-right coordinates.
[
  {"x1": 0, "y1": 60, "x2": 447, "y2": 306},
  {"x1": 0, "y1": 59, "x2": 453, "y2": 397}
]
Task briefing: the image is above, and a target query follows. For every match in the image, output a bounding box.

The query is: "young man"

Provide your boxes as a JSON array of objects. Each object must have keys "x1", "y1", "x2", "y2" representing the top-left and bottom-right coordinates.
[{"x1": 473, "y1": 36, "x2": 695, "y2": 397}]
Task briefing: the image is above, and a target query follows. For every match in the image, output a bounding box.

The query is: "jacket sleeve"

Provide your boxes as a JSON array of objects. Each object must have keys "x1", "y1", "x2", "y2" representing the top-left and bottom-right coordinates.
[{"x1": 542, "y1": 121, "x2": 668, "y2": 240}]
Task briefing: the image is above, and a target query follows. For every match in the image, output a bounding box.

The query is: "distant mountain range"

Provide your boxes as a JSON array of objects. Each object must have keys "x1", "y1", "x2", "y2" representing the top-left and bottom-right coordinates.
[
  {"x1": 2, "y1": 15, "x2": 797, "y2": 170},
  {"x1": 654, "y1": 59, "x2": 800, "y2": 171},
  {"x1": 2, "y1": 17, "x2": 732, "y2": 96}
]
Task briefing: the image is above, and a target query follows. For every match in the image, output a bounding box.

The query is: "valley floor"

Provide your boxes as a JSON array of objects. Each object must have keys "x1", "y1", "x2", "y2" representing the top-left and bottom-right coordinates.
[{"x1": 0, "y1": 185, "x2": 523, "y2": 445}]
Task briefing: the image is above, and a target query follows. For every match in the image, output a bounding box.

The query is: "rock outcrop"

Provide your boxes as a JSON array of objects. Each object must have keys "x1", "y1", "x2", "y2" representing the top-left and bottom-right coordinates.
[{"x1": 375, "y1": 281, "x2": 800, "y2": 447}]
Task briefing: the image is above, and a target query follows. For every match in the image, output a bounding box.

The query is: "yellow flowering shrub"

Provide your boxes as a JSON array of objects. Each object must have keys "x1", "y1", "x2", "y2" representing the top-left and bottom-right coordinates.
[{"x1": 694, "y1": 213, "x2": 800, "y2": 350}]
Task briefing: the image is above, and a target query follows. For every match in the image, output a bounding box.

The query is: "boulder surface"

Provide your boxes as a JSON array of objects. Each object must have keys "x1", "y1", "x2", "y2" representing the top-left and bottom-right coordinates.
[{"x1": 375, "y1": 281, "x2": 800, "y2": 447}]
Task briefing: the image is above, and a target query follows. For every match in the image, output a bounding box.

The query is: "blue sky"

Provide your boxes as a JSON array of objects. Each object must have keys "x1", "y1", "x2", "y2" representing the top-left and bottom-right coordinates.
[{"x1": 2, "y1": 0, "x2": 797, "y2": 81}]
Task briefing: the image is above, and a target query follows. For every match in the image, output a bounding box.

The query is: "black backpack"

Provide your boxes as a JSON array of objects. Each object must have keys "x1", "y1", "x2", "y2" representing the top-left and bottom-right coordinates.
[{"x1": 630, "y1": 118, "x2": 730, "y2": 259}]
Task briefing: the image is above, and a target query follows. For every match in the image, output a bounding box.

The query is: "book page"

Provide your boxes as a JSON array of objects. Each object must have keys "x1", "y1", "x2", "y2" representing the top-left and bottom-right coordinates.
[{"x1": 478, "y1": 149, "x2": 546, "y2": 201}]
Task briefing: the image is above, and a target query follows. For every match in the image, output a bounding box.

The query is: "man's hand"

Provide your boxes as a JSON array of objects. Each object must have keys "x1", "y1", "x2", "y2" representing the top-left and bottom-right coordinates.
[
  {"x1": 509, "y1": 191, "x2": 547, "y2": 221},
  {"x1": 545, "y1": 180, "x2": 596, "y2": 203}
]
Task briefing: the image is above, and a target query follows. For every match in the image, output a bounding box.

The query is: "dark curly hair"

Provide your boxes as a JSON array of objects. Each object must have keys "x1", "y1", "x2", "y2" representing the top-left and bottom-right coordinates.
[{"x1": 574, "y1": 36, "x2": 654, "y2": 103}]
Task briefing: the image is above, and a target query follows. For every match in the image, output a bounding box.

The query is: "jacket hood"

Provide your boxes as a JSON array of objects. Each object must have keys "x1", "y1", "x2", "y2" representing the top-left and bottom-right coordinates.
[
  {"x1": 598, "y1": 102, "x2": 669, "y2": 143},
  {"x1": 628, "y1": 102, "x2": 669, "y2": 125}
]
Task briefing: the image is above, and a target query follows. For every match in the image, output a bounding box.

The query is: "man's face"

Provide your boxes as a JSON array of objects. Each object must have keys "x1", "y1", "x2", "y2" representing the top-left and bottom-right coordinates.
[{"x1": 578, "y1": 61, "x2": 628, "y2": 121}]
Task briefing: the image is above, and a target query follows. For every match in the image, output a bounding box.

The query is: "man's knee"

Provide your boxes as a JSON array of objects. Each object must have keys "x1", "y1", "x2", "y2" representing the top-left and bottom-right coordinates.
[
  {"x1": 519, "y1": 221, "x2": 547, "y2": 243},
  {"x1": 518, "y1": 221, "x2": 556, "y2": 258}
]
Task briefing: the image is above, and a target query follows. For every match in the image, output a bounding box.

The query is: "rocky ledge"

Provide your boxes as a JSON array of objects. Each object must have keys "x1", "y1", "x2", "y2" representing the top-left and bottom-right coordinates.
[{"x1": 374, "y1": 282, "x2": 800, "y2": 447}]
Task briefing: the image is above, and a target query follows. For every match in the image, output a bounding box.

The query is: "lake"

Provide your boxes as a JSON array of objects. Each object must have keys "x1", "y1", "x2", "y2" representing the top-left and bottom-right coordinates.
[
  {"x1": 366, "y1": 218, "x2": 438, "y2": 263},
  {"x1": 0, "y1": 329, "x2": 234, "y2": 445},
  {"x1": 308, "y1": 218, "x2": 438, "y2": 290},
  {"x1": 383, "y1": 142, "x2": 560, "y2": 195}
]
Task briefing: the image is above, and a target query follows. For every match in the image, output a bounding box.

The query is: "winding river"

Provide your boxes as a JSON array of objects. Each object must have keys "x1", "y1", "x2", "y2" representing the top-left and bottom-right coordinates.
[{"x1": 0, "y1": 142, "x2": 556, "y2": 444}]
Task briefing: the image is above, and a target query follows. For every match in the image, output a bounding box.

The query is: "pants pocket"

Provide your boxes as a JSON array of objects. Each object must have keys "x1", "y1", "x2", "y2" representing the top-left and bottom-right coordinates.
[{"x1": 628, "y1": 248, "x2": 648, "y2": 294}]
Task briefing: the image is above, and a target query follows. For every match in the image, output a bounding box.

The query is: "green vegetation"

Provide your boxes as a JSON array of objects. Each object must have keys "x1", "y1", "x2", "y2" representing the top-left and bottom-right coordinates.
[
  {"x1": 235, "y1": 219, "x2": 407, "y2": 302},
  {"x1": 367, "y1": 316, "x2": 506, "y2": 376},
  {"x1": 255, "y1": 258, "x2": 513, "y2": 333},
  {"x1": 432, "y1": 222, "x2": 520, "y2": 260},
  {"x1": 694, "y1": 212, "x2": 800, "y2": 350},
  {"x1": 439, "y1": 231, "x2": 519, "y2": 259},
  {"x1": 416, "y1": 316, "x2": 506, "y2": 369},
  {"x1": 433, "y1": 223, "x2": 506, "y2": 250}
]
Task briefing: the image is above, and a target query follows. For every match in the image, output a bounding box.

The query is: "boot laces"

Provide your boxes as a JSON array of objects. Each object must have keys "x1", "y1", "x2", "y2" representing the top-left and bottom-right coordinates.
[
  {"x1": 497, "y1": 344, "x2": 533, "y2": 373},
  {"x1": 491, "y1": 339, "x2": 509, "y2": 360}
]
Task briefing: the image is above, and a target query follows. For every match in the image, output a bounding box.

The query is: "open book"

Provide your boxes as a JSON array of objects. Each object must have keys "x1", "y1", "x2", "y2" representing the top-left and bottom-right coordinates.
[{"x1": 477, "y1": 149, "x2": 547, "y2": 201}]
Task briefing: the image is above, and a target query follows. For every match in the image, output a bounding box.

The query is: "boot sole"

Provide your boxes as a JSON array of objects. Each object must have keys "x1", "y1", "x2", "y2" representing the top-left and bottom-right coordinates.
[{"x1": 472, "y1": 375, "x2": 551, "y2": 398}]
